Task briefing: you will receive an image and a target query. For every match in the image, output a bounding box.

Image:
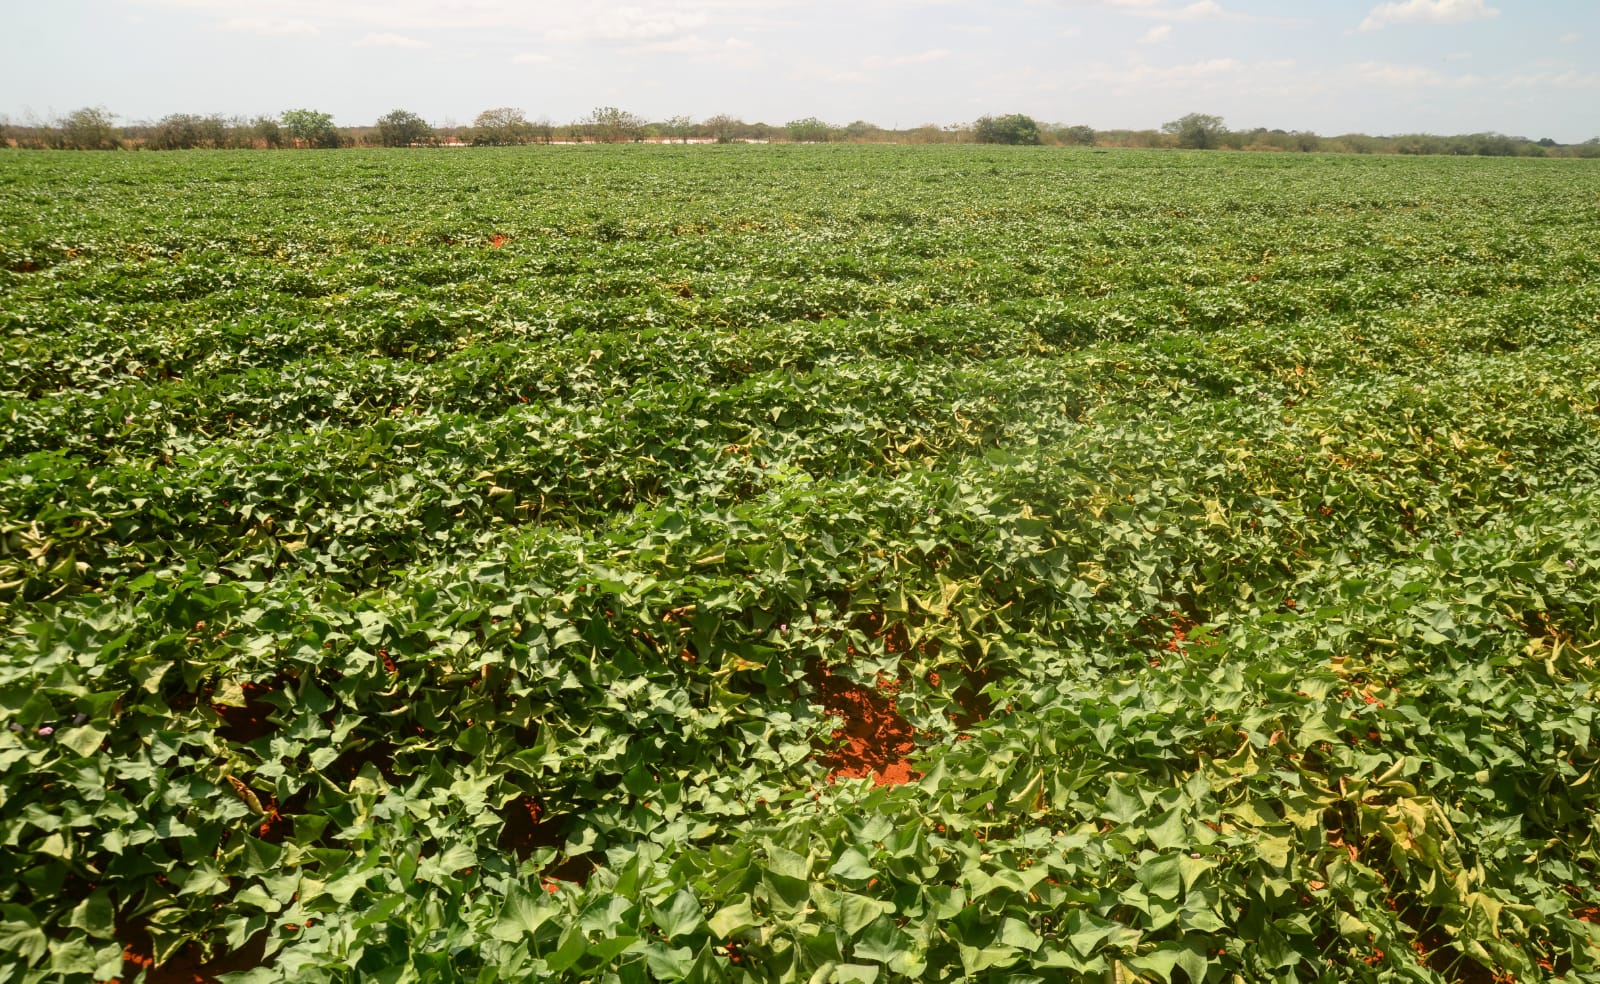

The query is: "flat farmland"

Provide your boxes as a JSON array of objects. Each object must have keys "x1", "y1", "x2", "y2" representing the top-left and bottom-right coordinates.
[{"x1": 2, "y1": 145, "x2": 1599, "y2": 983}]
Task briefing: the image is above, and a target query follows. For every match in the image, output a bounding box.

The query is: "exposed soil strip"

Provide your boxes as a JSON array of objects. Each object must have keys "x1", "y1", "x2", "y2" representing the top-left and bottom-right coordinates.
[{"x1": 808, "y1": 662, "x2": 918, "y2": 787}]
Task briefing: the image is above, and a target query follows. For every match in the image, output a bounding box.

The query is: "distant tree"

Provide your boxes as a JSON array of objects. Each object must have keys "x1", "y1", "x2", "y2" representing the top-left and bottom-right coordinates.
[
  {"x1": 198, "y1": 115, "x2": 229, "y2": 148},
  {"x1": 149, "y1": 114, "x2": 201, "y2": 150},
  {"x1": 1288, "y1": 130, "x2": 1321, "y2": 152},
  {"x1": 973, "y1": 114, "x2": 1041, "y2": 145},
  {"x1": 220, "y1": 116, "x2": 250, "y2": 149},
  {"x1": 1060, "y1": 124, "x2": 1096, "y2": 146},
  {"x1": 1469, "y1": 132, "x2": 1520, "y2": 157},
  {"x1": 248, "y1": 115, "x2": 285, "y2": 149},
  {"x1": 1331, "y1": 133, "x2": 1379, "y2": 155},
  {"x1": 843, "y1": 119, "x2": 879, "y2": 142},
  {"x1": 1162, "y1": 113, "x2": 1227, "y2": 150},
  {"x1": 281, "y1": 108, "x2": 339, "y2": 148},
  {"x1": 785, "y1": 117, "x2": 833, "y2": 143},
  {"x1": 661, "y1": 115, "x2": 694, "y2": 143},
  {"x1": 376, "y1": 109, "x2": 432, "y2": 147},
  {"x1": 472, "y1": 107, "x2": 533, "y2": 145},
  {"x1": 703, "y1": 113, "x2": 740, "y2": 144},
  {"x1": 148, "y1": 113, "x2": 228, "y2": 150},
  {"x1": 60, "y1": 106, "x2": 120, "y2": 150},
  {"x1": 585, "y1": 106, "x2": 645, "y2": 143}
]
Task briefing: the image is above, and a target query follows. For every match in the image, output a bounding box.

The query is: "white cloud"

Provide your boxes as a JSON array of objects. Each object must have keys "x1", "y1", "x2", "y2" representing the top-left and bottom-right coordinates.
[
  {"x1": 1350, "y1": 61, "x2": 1479, "y2": 87},
  {"x1": 1173, "y1": 1, "x2": 1222, "y2": 21},
  {"x1": 550, "y1": 7, "x2": 710, "y2": 44},
  {"x1": 1068, "y1": 56, "x2": 1296, "y2": 91},
  {"x1": 863, "y1": 48, "x2": 951, "y2": 69},
  {"x1": 1140, "y1": 24, "x2": 1172, "y2": 43},
  {"x1": 1360, "y1": 0, "x2": 1499, "y2": 32},
  {"x1": 798, "y1": 47, "x2": 951, "y2": 87},
  {"x1": 811, "y1": 65, "x2": 871, "y2": 85},
  {"x1": 354, "y1": 32, "x2": 429, "y2": 48},
  {"x1": 1560, "y1": 31, "x2": 1581, "y2": 44},
  {"x1": 1038, "y1": 0, "x2": 1285, "y2": 23},
  {"x1": 621, "y1": 35, "x2": 760, "y2": 67},
  {"x1": 147, "y1": 0, "x2": 791, "y2": 37},
  {"x1": 510, "y1": 52, "x2": 553, "y2": 65},
  {"x1": 1504, "y1": 68, "x2": 1600, "y2": 91},
  {"x1": 218, "y1": 16, "x2": 318, "y2": 36}
]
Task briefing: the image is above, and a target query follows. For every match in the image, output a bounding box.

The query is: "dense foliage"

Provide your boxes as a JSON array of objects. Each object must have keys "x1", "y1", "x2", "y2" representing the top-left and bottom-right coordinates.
[
  {"x1": 9, "y1": 108, "x2": 1597, "y2": 155},
  {"x1": 972, "y1": 116, "x2": 1041, "y2": 146},
  {"x1": 2, "y1": 145, "x2": 1598, "y2": 983}
]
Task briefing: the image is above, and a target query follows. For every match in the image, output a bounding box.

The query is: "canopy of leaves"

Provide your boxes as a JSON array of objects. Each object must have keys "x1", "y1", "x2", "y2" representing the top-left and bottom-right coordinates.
[
  {"x1": 280, "y1": 108, "x2": 339, "y2": 149},
  {"x1": 583, "y1": 106, "x2": 646, "y2": 143},
  {"x1": 1059, "y1": 124, "x2": 1096, "y2": 146},
  {"x1": 973, "y1": 113, "x2": 1041, "y2": 145},
  {"x1": 472, "y1": 106, "x2": 534, "y2": 146},
  {"x1": 59, "y1": 106, "x2": 120, "y2": 150},
  {"x1": 1163, "y1": 113, "x2": 1228, "y2": 150},
  {"x1": 376, "y1": 109, "x2": 433, "y2": 148},
  {"x1": 786, "y1": 117, "x2": 835, "y2": 143}
]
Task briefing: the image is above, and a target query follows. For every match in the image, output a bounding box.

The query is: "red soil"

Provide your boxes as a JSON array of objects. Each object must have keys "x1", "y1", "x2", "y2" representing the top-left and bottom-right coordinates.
[
  {"x1": 487, "y1": 234, "x2": 508, "y2": 249},
  {"x1": 809, "y1": 663, "x2": 918, "y2": 787}
]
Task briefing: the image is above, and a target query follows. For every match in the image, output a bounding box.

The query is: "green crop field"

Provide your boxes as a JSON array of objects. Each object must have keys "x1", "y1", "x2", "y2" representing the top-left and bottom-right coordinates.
[{"x1": 2, "y1": 145, "x2": 1599, "y2": 983}]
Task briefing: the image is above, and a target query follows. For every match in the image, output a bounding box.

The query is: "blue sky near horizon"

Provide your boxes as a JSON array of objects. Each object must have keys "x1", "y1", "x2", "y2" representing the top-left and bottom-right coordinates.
[{"x1": 2, "y1": 0, "x2": 1596, "y2": 142}]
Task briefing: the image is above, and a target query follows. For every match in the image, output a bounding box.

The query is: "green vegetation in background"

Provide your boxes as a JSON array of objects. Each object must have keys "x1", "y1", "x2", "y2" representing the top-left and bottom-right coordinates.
[{"x1": 6, "y1": 105, "x2": 1598, "y2": 155}]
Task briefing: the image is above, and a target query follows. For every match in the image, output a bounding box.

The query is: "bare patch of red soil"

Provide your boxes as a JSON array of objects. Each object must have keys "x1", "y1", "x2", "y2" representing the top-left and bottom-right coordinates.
[
  {"x1": 487, "y1": 234, "x2": 508, "y2": 249},
  {"x1": 808, "y1": 662, "x2": 918, "y2": 787}
]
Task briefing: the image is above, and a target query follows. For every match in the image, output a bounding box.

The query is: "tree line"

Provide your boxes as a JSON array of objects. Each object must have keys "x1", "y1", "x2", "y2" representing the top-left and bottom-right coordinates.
[{"x1": 4, "y1": 106, "x2": 1597, "y2": 159}]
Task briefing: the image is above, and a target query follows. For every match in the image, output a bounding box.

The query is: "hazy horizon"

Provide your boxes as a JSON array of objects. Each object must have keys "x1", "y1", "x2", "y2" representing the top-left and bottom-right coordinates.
[{"x1": 4, "y1": 0, "x2": 1597, "y2": 143}]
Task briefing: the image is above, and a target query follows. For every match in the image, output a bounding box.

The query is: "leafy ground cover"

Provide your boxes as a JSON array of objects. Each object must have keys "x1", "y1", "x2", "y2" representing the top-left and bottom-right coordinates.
[{"x1": 1, "y1": 145, "x2": 1599, "y2": 983}]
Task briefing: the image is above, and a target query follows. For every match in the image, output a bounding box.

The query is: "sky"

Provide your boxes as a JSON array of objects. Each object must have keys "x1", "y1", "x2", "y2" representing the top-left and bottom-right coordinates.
[{"x1": 2, "y1": 0, "x2": 1597, "y2": 142}]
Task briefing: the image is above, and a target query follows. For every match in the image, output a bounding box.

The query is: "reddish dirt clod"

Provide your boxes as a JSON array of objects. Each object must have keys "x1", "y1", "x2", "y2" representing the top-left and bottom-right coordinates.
[{"x1": 809, "y1": 662, "x2": 918, "y2": 787}]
